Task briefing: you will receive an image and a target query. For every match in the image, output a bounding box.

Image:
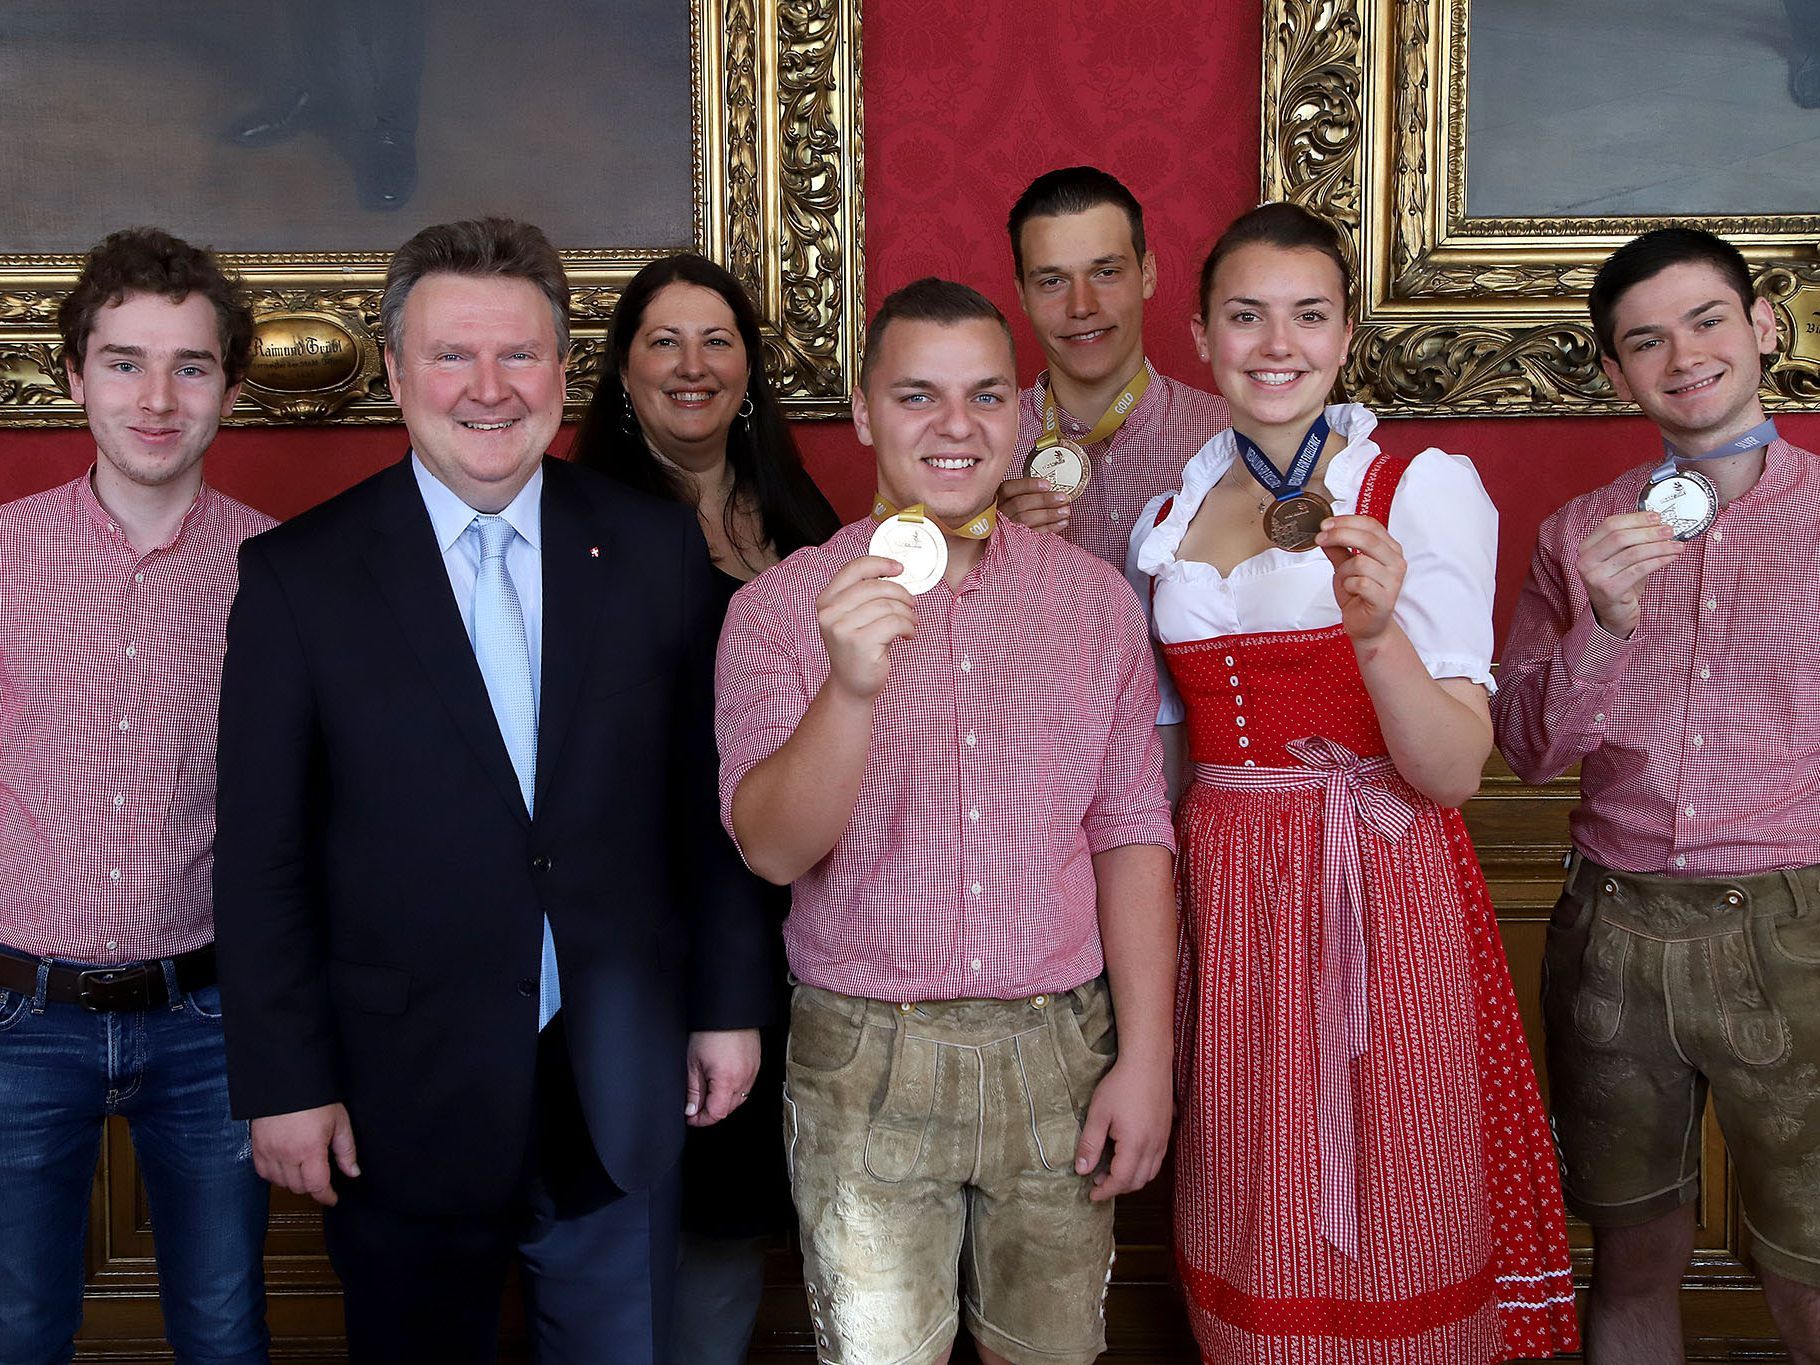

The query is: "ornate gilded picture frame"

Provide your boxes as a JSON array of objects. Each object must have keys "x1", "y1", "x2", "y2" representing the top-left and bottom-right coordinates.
[
  {"x1": 0, "y1": 0, "x2": 863, "y2": 425},
  {"x1": 1261, "y1": 0, "x2": 1820, "y2": 416}
]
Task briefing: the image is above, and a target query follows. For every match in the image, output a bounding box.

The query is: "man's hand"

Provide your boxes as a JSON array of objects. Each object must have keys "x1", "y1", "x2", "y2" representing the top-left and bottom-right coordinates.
[
  {"x1": 685, "y1": 1028, "x2": 762, "y2": 1127},
  {"x1": 1576, "y1": 510, "x2": 1683, "y2": 638},
  {"x1": 1074, "y1": 1054, "x2": 1172, "y2": 1202},
  {"x1": 252, "y1": 1103, "x2": 359, "y2": 1206},
  {"x1": 816, "y1": 555, "x2": 917, "y2": 703},
  {"x1": 997, "y1": 475, "x2": 1071, "y2": 534}
]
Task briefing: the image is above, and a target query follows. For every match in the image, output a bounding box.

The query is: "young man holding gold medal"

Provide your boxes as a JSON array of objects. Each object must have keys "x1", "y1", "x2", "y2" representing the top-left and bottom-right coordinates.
[
  {"x1": 998, "y1": 166, "x2": 1230, "y2": 569},
  {"x1": 1495, "y1": 228, "x2": 1820, "y2": 1361},
  {"x1": 716, "y1": 278, "x2": 1177, "y2": 1365}
]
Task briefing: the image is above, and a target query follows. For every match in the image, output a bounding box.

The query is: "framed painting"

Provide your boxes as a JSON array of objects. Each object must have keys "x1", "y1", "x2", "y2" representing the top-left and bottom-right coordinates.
[
  {"x1": 0, "y1": 0, "x2": 864, "y2": 424},
  {"x1": 1261, "y1": 0, "x2": 1820, "y2": 415}
]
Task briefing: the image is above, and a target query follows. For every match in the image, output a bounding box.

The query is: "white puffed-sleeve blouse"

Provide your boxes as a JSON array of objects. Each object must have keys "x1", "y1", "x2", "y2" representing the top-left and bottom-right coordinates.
[{"x1": 1127, "y1": 404, "x2": 1497, "y2": 726}]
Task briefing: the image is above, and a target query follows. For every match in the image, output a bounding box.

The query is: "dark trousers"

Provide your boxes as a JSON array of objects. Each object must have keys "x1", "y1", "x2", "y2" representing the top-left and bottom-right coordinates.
[{"x1": 322, "y1": 1015, "x2": 679, "y2": 1364}]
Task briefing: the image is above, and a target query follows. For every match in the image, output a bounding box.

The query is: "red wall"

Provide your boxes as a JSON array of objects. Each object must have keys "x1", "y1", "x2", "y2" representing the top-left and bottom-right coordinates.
[{"x1": 8, "y1": 0, "x2": 1814, "y2": 645}]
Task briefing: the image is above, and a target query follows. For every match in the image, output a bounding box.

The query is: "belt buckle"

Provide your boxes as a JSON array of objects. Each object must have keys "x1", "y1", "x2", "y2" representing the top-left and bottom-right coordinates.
[{"x1": 76, "y1": 964, "x2": 149, "y2": 1011}]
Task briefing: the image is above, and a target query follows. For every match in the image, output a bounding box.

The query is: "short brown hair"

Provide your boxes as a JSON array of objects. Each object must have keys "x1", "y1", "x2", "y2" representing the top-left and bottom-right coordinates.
[
  {"x1": 381, "y1": 217, "x2": 571, "y2": 354},
  {"x1": 859, "y1": 277, "x2": 1013, "y2": 389},
  {"x1": 1198, "y1": 202, "x2": 1354, "y2": 322},
  {"x1": 58, "y1": 228, "x2": 254, "y2": 385},
  {"x1": 1589, "y1": 228, "x2": 1756, "y2": 361},
  {"x1": 1007, "y1": 166, "x2": 1146, "y2": 276}
]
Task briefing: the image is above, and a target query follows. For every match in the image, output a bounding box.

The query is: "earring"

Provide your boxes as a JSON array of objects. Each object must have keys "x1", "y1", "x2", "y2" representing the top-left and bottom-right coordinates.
[
  {"x1": 738, "y1": 395, "x2": 755, "y2": 419},
  {"x1": 621, "y1": 389, "x2": 641, "y2": 436}
]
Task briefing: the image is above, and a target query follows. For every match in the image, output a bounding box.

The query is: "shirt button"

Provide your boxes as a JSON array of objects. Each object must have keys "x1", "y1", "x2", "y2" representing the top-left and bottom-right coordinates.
[
  {"x1": 1675, "y1": 855, "x2": 1687, "y2": 868},
  {"x1": 959, "y1": 656, "x2": 971, "y2": 673},
  {"x1": 1235, "y1": 716, "x2": 1246, "y2": 728},
  {"x1": 1699, "y1": 667, "x2": 1711, "y2": 680},
  {"x1": 1685, "y1": 805, "x2": 1697, "y2": 818},
  {"x1": 970, "y1": 958, "x2": 982, "y2": 972},
  {"x1": 118, "y1": 719, "x2": 130, "y2": 732},
  {"x1": 1229, "y1": 675, "x2": 1240, "y2": 687},
  {"x1": 124, "y1": 645, "x2": 136, "y2": 659},
  {"x1": 1711, "y1": 529, "x2": 1722, "y2": 543},
  {"x1": 134, "y1": 572, "x2": 144, "y2": 584},
  {"x1": 105, "y1": 940, "x2": 117, "y2": 952},
  {"x1": 1594, "y1": 713, "x2": 1604, "y2": 724},
  {"x1": 517, "y1": 979, "x2": 535, "y2": 996},
  {"x1": 1224, "y1": 655, "x2": 1236, "y2": 666},
  {"x1": 1692, "y1": 734, "x2": 1703, "y2": 747},
  {"x1": 1704, "y1": 598, "x2": 1716, "y2": 612},
  {"x1": 109, "y1": 867, "x2": 120, "y2": 881},
  {"x1": 113, "y1": 793, "x2": 124, "y2": 808},
  {"x1": 1108, "y1": 511, "x2": 1120, "y2": 523},
  {"x1": 964, "y1": 732, "x2": 976, "y2": 747},
  {"x1": 1243, "y1": 758, "x2": 1256, "y2": 767},
  {"x1": 968, "y1": 809, "x2": 979, "y2": 823},
  {"x1": 1234, "y1": 695, "x2": 1244, "y2": 705},
  {"x1": 970, "y1": 882, "x2": 981, "y2": 896},
  {"x1": 1238, "y1": 736, "x2": 1250, "y2": 748}
]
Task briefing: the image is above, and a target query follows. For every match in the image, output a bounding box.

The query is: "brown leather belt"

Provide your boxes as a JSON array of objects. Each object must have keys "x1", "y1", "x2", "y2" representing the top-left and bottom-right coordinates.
[{"x1": 0, "y1": 944, "x2": 217, "y2": 1011}]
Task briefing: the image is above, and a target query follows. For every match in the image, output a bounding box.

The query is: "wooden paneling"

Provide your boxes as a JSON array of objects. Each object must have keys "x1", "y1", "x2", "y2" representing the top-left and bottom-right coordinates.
[{"x1": 71, "y1": 762, "x2": 1789, "y2": 1361}]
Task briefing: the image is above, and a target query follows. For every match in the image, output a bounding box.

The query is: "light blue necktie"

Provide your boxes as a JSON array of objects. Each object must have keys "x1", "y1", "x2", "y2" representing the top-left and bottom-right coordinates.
[{"x1": 468, "y1": 514, "x2": 560, "y2": 1030}]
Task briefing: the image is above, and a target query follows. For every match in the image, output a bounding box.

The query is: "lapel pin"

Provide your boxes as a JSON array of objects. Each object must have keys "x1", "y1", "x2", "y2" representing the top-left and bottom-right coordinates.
[{"x1": 588, "y1": 546, "x2": 600, "y2": 558}]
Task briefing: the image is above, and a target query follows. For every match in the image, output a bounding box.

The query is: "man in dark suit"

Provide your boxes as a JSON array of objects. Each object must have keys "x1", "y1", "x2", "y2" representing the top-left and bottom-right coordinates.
[{"x1": 213, "y1": 218, "x2": 768, "y2": 1363}]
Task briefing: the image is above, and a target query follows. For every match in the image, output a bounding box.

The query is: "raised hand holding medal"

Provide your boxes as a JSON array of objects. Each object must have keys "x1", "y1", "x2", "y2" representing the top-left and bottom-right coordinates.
[{"x1": 1234, "y1": 412, "x2": 1334, "y2": 552}]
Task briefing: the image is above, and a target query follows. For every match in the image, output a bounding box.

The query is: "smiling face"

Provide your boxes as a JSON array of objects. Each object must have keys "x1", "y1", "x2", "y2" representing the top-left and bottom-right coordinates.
[
  {"x1": 1195, "y1": 241, "x2": 1351, "y2": 443},
  {"x1": 1014, "y1": 202, "x2": 1156, "y2": 395},
  {"x1": 68, "y1": 291, "x2": 240, "y2": 503},
  {"x1": 622, "y1": 281, "x2": 750, "y2": 468},
  {"x1": 853, "y1": 317, "x2": 1018, "y2": 529},
  {"x1": 1601, "y1": 260, "x2": 1777, "y2": 452},
  {"x1": 385, "y1": 272, "x2": 567, "y2": 512}
]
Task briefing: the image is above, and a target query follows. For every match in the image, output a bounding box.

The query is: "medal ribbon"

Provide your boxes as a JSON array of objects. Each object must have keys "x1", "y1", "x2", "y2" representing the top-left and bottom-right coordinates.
[
  {"x1": 870, "y1": 493, "x2": 996, "y2": 540},
  {"x1": 1649, "y1": 417, "x2": 1778, "y2": 482},
  {"x1": 1037, "y1": 364, "x2": 1153, "y2": 450},
  {"x1": 1234, "y1": 413, "x2": 1331, "y2": 502}
]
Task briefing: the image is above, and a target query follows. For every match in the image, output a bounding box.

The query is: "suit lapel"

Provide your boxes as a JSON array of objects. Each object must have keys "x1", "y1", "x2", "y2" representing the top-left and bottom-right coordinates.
[
  {"x1": 361, "y1": 460, "x2": 531, "y2": 827},
  {"x1": 535, "y1": 463, "x2": 609, "y2": 816}
]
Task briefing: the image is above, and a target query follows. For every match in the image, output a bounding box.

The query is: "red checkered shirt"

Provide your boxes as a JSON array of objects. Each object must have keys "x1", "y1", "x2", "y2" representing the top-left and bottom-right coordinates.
[
  {"x1": 1493, "y1": 438, "x2": 1820, "y2": 877},
  {"x1": 716, "y1": 515, "x2": 1175, "y2": 1001},
  {"x1": 1013, "y1": 362, "x2": 1231, "y2": 570},
  {"x1": 0, "y1": 473, "x2": 274, "y2": 961}
]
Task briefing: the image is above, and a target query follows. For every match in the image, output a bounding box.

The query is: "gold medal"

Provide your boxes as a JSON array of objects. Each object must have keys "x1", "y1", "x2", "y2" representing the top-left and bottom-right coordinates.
[
  {"x1": 1263, "y1": 492, "x2": 1333, "y2": 553},
  {"x1": 1024, "y1": 438, "x2": 1092, "y2": 503},
  {"x1": 869, "y1": 512, "x2": 949, "y2": 595}
]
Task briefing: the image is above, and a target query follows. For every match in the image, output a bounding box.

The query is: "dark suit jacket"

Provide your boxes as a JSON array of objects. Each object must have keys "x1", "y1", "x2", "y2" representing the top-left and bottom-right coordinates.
[{"x1": 214, "y1": 455, "x2": 768, "y2": 1217}]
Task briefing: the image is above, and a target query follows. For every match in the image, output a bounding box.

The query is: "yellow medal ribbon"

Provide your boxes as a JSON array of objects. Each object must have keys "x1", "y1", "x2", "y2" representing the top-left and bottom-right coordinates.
[
  {"x1": 871, "y1": 493, "x2": 996, "y2": 540},
  {"x1": 1038, "y1": 363, "x2": 1153, "y2": 450}
]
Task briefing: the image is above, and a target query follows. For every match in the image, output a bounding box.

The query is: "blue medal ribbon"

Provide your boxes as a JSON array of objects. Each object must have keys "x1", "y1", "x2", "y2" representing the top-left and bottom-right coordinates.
[
  {"x1": 1234, "y1": 413, "x2": 1330, "y2": 501},
  {"x1": 1648, "y1": 418, "x2": 1778, "y2": 482}
]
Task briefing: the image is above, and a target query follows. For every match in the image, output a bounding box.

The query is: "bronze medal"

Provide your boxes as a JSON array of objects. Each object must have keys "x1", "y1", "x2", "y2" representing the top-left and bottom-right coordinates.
[
  {"x1": 1638, "y1": 469, "x2": 1718, "y2": 541},
  {"x1": 1024, "y1": 439, "x2": 1092, "y2": 503},
  {"x1": 1262, "y1": 492, "x2": 1333, "y2": 553},
  {"x1": 868, "y1": 513, "x2": 948, "y2": 594}
]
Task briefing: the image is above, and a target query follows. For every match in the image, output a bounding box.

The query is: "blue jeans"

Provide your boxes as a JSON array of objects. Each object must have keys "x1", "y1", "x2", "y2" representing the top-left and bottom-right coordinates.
[{"x1": 0, "y1": 960, "x2": 270, "y2": 1365}]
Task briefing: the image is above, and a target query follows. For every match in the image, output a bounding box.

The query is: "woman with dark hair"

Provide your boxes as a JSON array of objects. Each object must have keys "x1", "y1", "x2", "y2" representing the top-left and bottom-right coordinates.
[
  {"x1": 572, "y1": 252, "x2": 838, "y2": 1363},
  {"x1": 1128, "y1": 204, "x2": 1577, "y2": 1362},
  {"x1": 573, "y1": 252, "x2": 837, "y2": 575}
]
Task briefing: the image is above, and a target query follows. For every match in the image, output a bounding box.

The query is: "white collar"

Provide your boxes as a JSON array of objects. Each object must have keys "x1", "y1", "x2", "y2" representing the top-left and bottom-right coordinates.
[{"x1": 1136, "y1": 403, "x2": 1380, "y2": 575}]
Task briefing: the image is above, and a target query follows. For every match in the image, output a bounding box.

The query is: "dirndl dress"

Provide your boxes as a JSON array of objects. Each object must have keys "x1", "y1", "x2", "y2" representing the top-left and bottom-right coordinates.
[{"x1": 1154, "y1": 452, "x2": 1578, "y2": 1363}]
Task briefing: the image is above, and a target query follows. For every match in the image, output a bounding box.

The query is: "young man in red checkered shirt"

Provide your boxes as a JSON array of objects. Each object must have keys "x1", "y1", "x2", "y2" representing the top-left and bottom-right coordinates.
[
  {"x1": 1494, "y1": 228, "x2": 1820, "y2": 1362},
  {"x1": 0, "y1": 230, "x2": 275, "y2": 1362},
  {"x1": 716, "y1": 278, "x2": 1177, "y2": 1365},
  {"x1": 996, "y1": 166, "x2": 1231, "y2": 569}
]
